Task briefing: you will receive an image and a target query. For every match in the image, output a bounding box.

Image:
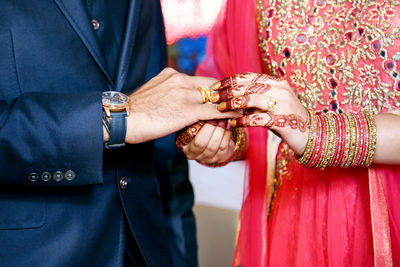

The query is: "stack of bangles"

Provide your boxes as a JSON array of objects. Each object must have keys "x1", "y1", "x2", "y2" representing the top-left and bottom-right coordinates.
[{"x1": 296, "y1": 111, "x2": 377, "y2": 169}]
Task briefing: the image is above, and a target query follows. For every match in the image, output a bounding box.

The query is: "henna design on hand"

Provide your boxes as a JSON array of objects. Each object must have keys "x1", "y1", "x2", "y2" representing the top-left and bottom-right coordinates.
[
  {"x1": 226, "y1": 95, "x2": 251, "y2": 110},
  {"x1": 176, "y1": 121, "x2": 205, "y2": 149},
  {"x1": 216, "y1": 84, "x2": 244, "y2": 102},
  {"x1": 220, "y1": 76, "x2": 237, "y2": 89},
  {"x1": 263, "y1": 114, "x2": 307, "y2": 132},
  {"x1": 213, "y1": 72, "x2": 284, "y2": 91},
  {"x1": 246, "y1": 83, "x2": 271, "y2": 95},
  {"x1": 219, "y1": 73, "x2": 248, "y2": 89},
  {"x1": 250, "y1": 73, "x2": 285, "y2": 83},
  {"x1": 235, "y1": 113, "x2": 307, "y2": 132},
  {"x1": 214, "y1": 83, "x2": 270, "y2": 103},
  {"x1": 224, "y1": 95, "x2": 250, "y2": 110}
]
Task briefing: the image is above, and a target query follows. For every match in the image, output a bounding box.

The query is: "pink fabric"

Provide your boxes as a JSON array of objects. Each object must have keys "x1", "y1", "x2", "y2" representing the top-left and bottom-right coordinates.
[
  {"x1": 197, "y1": 0, "x2": 400, "y2": 266},
  {"x1": 196, "y1": 0, "x2": 263, "y2": 78},
  {"x1": 371, "y1": 165, "x2": 400, "y2": 266},
  {"x1": 197, "y1": 1, "x2": 269, "y2": 266},
  {"x1": 268, "y1": 162, "x2": 374, "y2": 266}
]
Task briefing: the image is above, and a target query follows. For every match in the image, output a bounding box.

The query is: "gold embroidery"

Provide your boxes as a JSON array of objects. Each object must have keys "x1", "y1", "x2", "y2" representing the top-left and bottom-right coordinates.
[{"x1": 257, "y1": 0, "x2": 400, "y2": 114}]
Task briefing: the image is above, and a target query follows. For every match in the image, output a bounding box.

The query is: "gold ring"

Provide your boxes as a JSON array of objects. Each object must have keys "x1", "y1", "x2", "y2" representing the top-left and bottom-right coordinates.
[
  {"x1": 266, "y1": 97, "x2": 279, "y2": 112},
  {"x1": 198, "y1": 86, "x2": 212, "y2": 103}
]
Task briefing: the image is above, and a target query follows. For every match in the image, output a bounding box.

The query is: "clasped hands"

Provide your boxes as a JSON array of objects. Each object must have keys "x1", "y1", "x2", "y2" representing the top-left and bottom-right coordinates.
[
  {"x1": 123, "y1": 68, "x2": 309, "y2": 166},
  {"x1": 176, "y1": 72, "x2": 311, "y2": 166}
]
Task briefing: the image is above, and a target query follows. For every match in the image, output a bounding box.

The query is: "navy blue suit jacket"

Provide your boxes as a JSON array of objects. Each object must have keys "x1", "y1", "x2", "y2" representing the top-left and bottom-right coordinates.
[{"x1": 0, "y1": 0, "x2": 196, "y2": 266}]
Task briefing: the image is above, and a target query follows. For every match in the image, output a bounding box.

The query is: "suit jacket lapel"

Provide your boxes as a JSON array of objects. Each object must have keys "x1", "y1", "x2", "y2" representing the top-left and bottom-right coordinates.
[
  {"x1": 54, "y1": 0, "x2": 114, "y2": 85},
  {"x1": 114, "y1": 0, "x2": 140, "y2": 92}
]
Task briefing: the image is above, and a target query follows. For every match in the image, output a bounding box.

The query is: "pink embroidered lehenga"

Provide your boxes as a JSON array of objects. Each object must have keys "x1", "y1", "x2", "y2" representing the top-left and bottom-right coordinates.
[{"x1": 197, "y1": 0, "x2": 400, "y2": 266}]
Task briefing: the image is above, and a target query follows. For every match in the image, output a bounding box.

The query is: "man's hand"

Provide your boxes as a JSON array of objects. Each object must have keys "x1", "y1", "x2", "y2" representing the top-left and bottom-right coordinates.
[
  {"x1": 177, "y1": 120, "x2": 235, "y2": 165},
  {"x1": 125, "y1": 68, "x2": 240, "y2": 144}
]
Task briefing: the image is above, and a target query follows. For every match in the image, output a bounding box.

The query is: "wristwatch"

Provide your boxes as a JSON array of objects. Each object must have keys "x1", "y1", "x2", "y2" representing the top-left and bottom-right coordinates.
[{"x1": 102, "y1": 91, "x2": 130, "y2": 149}]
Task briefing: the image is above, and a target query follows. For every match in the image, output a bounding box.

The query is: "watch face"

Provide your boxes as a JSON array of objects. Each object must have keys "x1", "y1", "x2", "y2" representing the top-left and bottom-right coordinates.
[{"x1": 102, "y1": 91, "x2": 129, "y2": 108}]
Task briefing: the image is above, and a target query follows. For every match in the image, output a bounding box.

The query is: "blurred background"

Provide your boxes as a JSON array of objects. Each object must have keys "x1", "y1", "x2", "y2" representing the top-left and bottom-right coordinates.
[{"x1": 160, "y1": 1, "x2": 246, "y2": 266}]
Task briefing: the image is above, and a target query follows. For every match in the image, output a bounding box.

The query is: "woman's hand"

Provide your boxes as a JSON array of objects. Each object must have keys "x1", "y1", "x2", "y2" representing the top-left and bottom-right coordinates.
[
  {"x1": 211, "y1": 72, "x2": 309, "y2": 155},
  {"x1": 176, "y1": 120, "x2": 235, "y2": 166}
]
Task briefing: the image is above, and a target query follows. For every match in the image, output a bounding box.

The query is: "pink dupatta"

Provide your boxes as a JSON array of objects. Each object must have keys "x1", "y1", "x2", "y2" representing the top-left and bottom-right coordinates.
[{"x1": 197, "y1": 1, "x2": 271, "y2": 265}]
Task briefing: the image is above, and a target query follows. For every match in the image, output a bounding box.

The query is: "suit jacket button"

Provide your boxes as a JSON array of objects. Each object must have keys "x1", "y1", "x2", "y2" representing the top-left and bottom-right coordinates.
[
  {"x1": 28, "y1": 173, "x2": 39, "y2": 182},
  {"x1": 41, "y1": 172, "x2": 52, "y2": 182},
  {"x1": 53, "y1": 171, "x2": 64, "y2": 182},
  {"x1": 64, "y1": 170, "x2": 76, "y2": 181},
  {"x1": 91, "y1": 19, "x2": 100, "y2": 30},
  {"x1": 120, "y1": 176, "x2": 128, "y2": 190}
]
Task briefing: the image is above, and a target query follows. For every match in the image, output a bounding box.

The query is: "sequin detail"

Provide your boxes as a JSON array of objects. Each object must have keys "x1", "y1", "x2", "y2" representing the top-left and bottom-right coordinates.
[{"x1": 257, "y1": 0, "x2": 400, "y2": 114}]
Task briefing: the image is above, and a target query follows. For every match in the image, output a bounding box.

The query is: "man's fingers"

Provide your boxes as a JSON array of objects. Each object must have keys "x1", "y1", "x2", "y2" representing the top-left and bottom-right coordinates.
[
  {"x1": 181, "y1": 123, "x2": 217, "y2": 156},
  {"x1": 196, "y1": 125, "x2": 227, "y2": 159},
  {"x1": 201, "y1": 131, "x2": 234, "y2": 164},
  {"x1": 190, "y1": 76, "x2": 218, "y2": 87}
]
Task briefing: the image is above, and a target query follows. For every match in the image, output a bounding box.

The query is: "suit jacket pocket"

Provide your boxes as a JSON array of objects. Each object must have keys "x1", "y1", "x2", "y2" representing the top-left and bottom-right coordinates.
[
  {"x1": 0, "y1": 194, "x2": 46, "y2": 230},
  {"x1": 0, "y1": 30, "x2": 21, "y2": 102}
]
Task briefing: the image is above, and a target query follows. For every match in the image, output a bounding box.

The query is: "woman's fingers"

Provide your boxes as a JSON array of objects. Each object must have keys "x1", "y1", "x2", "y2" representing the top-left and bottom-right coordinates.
[
  {"x1": 217, "y1": 94, "x2": 279, "y2": 112},
  {"x1": 230, "y1": 113, "x2": 307, "y2": 132},
  {"x1": 176, "y1": 121, "x2": 205, "y2": 149},
  {"x1": 210, "y1": 83, "x2": 271, "y2": 103},
  {"x1": 210, "y1": 72, "x2": 285, "y2": 91}
]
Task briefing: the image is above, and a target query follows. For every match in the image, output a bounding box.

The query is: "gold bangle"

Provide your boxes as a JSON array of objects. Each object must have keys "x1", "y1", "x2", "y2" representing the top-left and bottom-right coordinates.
[
  {"x1": 296, "y1": 110, "x2": 316, "y2": 166},
  {"x1": 316, "y1": 113, "x2": 328, "y2": 169},
  {"x1": 343, "y1": 112, "x2": 352, "y2": 168},
  {"x1": 232, "y1": 127, "x2": 248, "y2": 160},
  {"x1": 364, "y1": 112, "x2": 377, "y2": 167},
  {"x1": 342, "y1": 112, "x2": 357, "y2": 168},
  {"x1": 324, "y1": 113, "x2": 337, "y2": 168},
  {"x1": 316, "y1": 113, "x2": 330, "y2": 169},
  {"x1": 352, "y1": 113, "x2": 361, "y2": 167},
  {"x1": 341, "y1": 112, "x2": 351, "y2": 168},
  {"x1": 349, "y1": 113, "x2": 360, "y2": 167}
]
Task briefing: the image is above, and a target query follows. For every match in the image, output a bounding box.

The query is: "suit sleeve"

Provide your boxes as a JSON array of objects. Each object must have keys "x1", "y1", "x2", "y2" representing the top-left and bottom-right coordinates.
[{"x1": 0, "y1": 91, "x2": 104, "y2": 186}]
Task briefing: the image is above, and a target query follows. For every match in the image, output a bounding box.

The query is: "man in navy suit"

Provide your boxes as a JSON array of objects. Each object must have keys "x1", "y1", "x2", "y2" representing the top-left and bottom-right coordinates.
[{"x1": 0, "y1": 0, "x2": 236, "y2": 266}]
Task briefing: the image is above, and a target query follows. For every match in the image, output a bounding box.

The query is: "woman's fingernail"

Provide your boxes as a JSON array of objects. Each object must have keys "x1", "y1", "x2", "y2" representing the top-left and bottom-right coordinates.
[
  {"x1": 229, "y1": 119, "x2": 237, "y2": 127},
  {"x1": 210, "y1": 94, "x2": 220, "y2": 103},
  {"x1": 218, "y1": 102, "x2": 227, "y2": 111},
  {"x1": 211, "y1": 81, "x2": 221, "y2": 90}
]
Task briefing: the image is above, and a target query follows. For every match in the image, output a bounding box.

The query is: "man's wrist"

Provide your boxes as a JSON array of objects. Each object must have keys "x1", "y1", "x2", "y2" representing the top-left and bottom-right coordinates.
[
  {"x1": 103, "y1": 125, "x2": 110, "y2": 142},
  {"x1": 102, "y1": 91, "x2": 129, "y2": 148}
]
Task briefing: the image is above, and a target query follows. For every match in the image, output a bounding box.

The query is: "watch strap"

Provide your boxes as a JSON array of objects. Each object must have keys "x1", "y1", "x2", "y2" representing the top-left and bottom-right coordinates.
[
  {"x1": 102, "y1": 112, "x2": 110, "y2": 135},
  {"x1": 105, "y1": 111, "x2": 127, "y2": 149}
]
